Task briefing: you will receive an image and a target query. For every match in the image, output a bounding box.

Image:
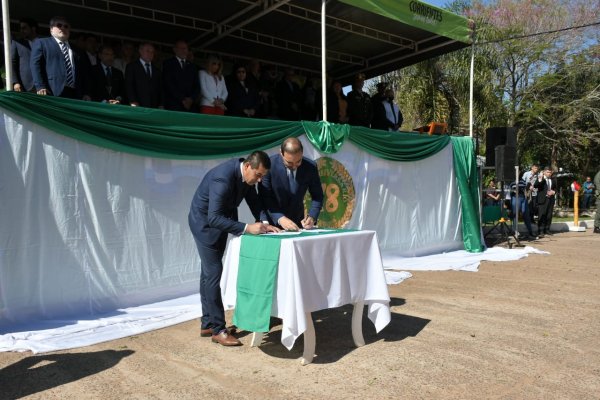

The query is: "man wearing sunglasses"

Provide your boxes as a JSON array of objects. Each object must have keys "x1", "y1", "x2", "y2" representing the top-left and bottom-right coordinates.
[{"x1": 30, "y1": 16, "x2": 91, "y2": 100}]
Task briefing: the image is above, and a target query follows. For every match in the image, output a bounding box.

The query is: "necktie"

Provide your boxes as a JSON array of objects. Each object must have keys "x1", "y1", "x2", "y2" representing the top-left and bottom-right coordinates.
[
  {"x1": 288, "y1": 169, "x2": 298, "y2": 194},
  {"x1": 106, "y1": 66, "x2": 112, "y2": 79},
  {"x1": 60, "y1": 42, "x2": 75, "y2": 87},
  {"x1": 179, "y1": 58, "x2": 185, "y2": 69},
  {"x1": 547, "y1": 179, "x2": 551, "y2": 190},
  {"x1": 145, "y1": 62, "x2": 152, "y2": 78}
]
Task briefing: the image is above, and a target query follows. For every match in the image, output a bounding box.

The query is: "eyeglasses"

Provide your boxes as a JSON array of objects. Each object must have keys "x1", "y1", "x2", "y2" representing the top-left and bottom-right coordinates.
[{"x1": 54, "y1": 23, "x2": 70, "y2": 29}]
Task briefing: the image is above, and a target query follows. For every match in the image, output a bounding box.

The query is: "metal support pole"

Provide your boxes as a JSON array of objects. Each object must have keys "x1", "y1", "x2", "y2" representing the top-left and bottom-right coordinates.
[
  {"x1": 469, "y1": 42, "x2": 474, "y2": 138},
  {"x1": 2, "y1": 0, "x2": 13, "y2": 90},
  {"x1": 321, "y1": 0, "x2": 327, "y2": 122}
]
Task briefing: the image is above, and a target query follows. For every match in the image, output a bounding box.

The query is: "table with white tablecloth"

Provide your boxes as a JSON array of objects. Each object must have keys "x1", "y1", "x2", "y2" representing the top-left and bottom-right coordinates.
[{"x1": 222, "y1": 229, "x2": 391, "y2": 364}]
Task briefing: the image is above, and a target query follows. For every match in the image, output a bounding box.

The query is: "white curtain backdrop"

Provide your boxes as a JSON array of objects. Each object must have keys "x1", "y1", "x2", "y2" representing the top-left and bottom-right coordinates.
[{"x1": 1, "y1": 108, "x2": 462, "y2": 330}]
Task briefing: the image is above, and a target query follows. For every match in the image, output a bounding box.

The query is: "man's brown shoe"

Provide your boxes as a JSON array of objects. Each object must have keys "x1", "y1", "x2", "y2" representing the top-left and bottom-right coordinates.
[
  {"x1": 201, "y1": 326, "x2": 237, "y2": 338},
  {"x1": 200, "y1": 328, "x2": 212, "y2": 337},
  {"x1": 211, "y1": 330, "x2": 241, "y2": 346}
]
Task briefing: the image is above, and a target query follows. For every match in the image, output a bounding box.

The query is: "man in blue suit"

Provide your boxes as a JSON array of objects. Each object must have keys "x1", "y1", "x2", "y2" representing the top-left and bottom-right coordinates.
[
  {"x1": 259, "y1": 137, "x2": 324, "y2": 231},
  {"x1": 188, "y1": 151, "x2": 279, "y2": 346},
  {"x1": 11, "y1": 17, "x2": 38, "y2": 92},
  {"x1": 30, "y1": 16, "x2": 91, "y2": 99}
]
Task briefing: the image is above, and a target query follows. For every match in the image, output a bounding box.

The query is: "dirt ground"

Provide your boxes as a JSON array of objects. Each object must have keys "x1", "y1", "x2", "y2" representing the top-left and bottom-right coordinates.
[{"x1": 1, "y1": 230, "x2": 599, "y2": 400}]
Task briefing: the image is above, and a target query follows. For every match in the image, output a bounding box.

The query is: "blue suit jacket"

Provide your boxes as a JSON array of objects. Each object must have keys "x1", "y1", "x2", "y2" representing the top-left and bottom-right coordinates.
[
  {"x1": 11, "y1": 38, "x2": 35, "y2": 91},
  {"x1": 30, "y1": 37, "x2": 90, "y2": 97},
  {"x1": 188, "y1": 159, "x2": 262, "y2": 249},
  {"x1": 259, "y1": 154, "x2": 323, "y2": 227}
]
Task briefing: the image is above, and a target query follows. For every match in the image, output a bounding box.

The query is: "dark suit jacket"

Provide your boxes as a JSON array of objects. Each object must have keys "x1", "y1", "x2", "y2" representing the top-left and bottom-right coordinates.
[
  {"x1": 372, "y1": 100, "x2": 403, "y2": 131},
  {"x1": 11, "y1": 38, "x2": 35, "y2": 91},
  {"x1": 188, "y1": 159, "x2": 262, "y2": 249},
  {"x1": 90, "y1": 63, "x2": 126, "y2": 103},
  {"x1": 162, "y1": 57, "x2": 199, "y2": 111},
  {"x1": 534, "y1": 177, "x2": 557, "y2": 205},
  {"x1": 30, "y1": 37, "x2": 90, "y2": 97},
  {"x1": 275, "y1": 79, "x2": 302, "y2": 120},
  {"x1": 225, "y1": 78, "x2": 260, "y2": 117},
  {"x1": 125, "y1": 60, "x2": 163, "y2": 108},
  {"x1": 258, "y1": 154, "x2": 323, "y2": 227}
]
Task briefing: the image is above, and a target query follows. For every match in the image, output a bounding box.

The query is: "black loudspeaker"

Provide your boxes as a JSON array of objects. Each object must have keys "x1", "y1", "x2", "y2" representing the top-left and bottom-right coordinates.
[
  {"x1": 495, "y1": 145, "x2": 516, "y2": 181},
  {"x1": 485, "y1": 127, "x2": 516, "y2": 166}
]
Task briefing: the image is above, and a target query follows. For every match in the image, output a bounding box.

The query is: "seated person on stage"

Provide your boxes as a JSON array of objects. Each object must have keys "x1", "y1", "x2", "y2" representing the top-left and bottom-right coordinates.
[
  {"x1": 509, "y1": 178, "x2": 536, "y2": 238},
  {"x1": 258, "y1": 137, "x2": 324, "y2": 231}
]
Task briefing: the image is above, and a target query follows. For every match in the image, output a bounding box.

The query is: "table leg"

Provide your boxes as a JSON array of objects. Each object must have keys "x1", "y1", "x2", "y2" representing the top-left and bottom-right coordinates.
[
  {"x1": 250, "y1": 332, "x2": 263, "y2": 347},
  {"x1": 300, "y1": 312, "x2": 316, "y2": 365},
  {"x1": 351, "y1": 302, "x2": 365, "y2": 347}
]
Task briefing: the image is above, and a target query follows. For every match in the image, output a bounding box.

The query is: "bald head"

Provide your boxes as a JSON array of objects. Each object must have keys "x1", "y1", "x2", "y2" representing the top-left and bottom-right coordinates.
[
  {"x1": 280, "y1": 137, "x2": 303, "y2": 171},
  {"x1": 280, "y1": 137, "x2": 303, "y2": 155}
]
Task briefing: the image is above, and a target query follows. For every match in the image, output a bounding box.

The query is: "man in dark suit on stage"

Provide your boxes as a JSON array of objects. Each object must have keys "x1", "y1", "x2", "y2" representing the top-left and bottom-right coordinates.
[
  {"x1": 188, "y1": 151, "x2": 279, "y2": 346},
  {"x1": 30, "y1": 16, "x2": 91, "y2": 100},
  {"x1": 259, "y1": 137, "x2": 323, "y2": 231},
  {"x1": 90, "y1": 45, "x2": 125, "y2": 104},
  {"x1": 534, "y1": 166, "x2": 557, "y2": 237},
  {"x1": 125, "y1": 42, "x2": 163, "y2": 108},
  {"x1": 162, "y1": 39, "x2": 199, "y2": 111},
  {"x1": 11, "y1": 17, "x2": 38, "y2": 92}
]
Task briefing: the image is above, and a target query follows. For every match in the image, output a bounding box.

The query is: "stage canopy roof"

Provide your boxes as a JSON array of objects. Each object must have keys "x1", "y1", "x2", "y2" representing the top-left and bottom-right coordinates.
[{"x1": 8, "y1": 0, "x2": 473, "y2": 82}]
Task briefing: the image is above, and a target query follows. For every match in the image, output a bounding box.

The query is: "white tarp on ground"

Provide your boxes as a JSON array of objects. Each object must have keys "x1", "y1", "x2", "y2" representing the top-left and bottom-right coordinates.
[{"x1": 0, "y1": 245, "x2": 548, "y2": 353}]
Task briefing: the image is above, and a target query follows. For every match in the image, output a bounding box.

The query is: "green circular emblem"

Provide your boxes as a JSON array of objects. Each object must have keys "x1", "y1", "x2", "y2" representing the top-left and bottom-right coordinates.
[{"x1": 304, "y1": 157, "x2": 355, "y2": 228}]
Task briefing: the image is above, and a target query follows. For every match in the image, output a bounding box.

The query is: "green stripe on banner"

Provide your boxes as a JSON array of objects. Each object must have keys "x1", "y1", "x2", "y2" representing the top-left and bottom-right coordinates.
[{"x1": 234, "y1": 229, "x2": 352, "y2": 332}]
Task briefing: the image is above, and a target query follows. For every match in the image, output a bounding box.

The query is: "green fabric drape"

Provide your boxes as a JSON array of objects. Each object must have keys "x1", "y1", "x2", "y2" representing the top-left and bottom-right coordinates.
[
  {"x1": 0, "y1": 92, "x2": 452, "y2": 162},
  {"x1": 302, "y1": 120, "x2": 349, "y2": 153},
  {"x1": 349, "y1": 125, "x2": 451, "y2": 161},
  {"x1": 450, "y1": 136, "x2": 483, "y2": 252},
  {"x1": 0, "y1": 92, "x2": 483, "y2": 252}
]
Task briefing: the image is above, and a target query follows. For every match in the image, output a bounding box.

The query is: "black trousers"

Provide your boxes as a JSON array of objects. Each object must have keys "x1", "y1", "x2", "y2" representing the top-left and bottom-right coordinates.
[{"x1": 537, "y1": 196, "x2": 555, "y2": 232}]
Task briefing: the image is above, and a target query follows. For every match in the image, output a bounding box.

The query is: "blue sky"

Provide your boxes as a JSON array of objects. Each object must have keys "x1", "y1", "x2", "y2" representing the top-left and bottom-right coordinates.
[{"x1": 425, "y1": 0, "x2": 449, "y2": 8}]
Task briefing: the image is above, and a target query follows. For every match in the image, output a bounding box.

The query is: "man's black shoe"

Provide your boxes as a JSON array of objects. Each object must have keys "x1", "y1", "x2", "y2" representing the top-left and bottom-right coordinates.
[{"x1": 594, "y1": 227, "x2": 600, "y2": 234}]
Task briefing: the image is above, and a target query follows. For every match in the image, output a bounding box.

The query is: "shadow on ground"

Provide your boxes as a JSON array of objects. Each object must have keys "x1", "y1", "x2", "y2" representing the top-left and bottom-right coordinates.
[
  {"x1": 0, "y1": 349, "x2": 134, "y2": 399},
  {"x1": 255, "y1": 297, "x2": 430, "y2": 364}
]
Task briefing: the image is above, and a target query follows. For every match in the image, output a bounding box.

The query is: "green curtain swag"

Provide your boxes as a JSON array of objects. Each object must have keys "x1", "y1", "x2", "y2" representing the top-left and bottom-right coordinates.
[{"x1": 0, "y1": 92, "x2": 482, "y2": 251}]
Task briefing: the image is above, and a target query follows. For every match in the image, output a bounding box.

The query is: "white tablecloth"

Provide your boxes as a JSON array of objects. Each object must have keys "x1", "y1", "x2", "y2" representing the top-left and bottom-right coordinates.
[{"x1": 222, "y1": 230, "x2": 391, "y2": 350}]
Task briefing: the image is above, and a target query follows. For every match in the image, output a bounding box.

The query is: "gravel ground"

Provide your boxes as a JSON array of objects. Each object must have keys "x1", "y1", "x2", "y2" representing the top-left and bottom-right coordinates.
[{"x1": 1, "y1": 230, "x2": 599, "y2": 399}]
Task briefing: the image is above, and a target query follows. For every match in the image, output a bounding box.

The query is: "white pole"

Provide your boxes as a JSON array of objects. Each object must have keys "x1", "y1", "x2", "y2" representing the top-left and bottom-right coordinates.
[
  {"x1": 321, "y1": 0, "x2": 327, "y2": 122},
  {"x1": 469, "y1": 42, "x2": 474, "y2": 138},
  {"x1": 2, "y1": 0, "x2": 13, "y2": 91}
]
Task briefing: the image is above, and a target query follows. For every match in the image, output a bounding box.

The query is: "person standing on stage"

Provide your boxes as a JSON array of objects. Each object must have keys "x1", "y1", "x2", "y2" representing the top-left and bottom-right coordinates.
[
  {"x1": 30, "y1": 16, "x2": 91, "y2": 99},
  {"x1": 259, "y1": 137, "x2": 323, "y2": 231},
  {"x1": 188, "y1": 151, "x2": 279, "y2": 346},
  {"x1": 534, "y1": 166, "x2": 557, "y2": 237}
]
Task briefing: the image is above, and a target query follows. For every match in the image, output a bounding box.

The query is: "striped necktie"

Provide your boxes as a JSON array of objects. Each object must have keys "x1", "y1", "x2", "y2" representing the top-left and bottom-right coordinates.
[{"x1": 59, "y1": 42, "x2": 75, "y2": 87}]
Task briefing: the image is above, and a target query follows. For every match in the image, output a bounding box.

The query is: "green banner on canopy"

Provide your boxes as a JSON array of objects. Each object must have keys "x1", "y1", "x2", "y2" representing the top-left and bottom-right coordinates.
[{"x1": 339, "y1": 0, "x2": 472, "y2": 44}]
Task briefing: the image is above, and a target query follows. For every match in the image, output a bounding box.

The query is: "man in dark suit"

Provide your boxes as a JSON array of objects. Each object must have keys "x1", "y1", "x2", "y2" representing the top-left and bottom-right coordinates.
[
  {"x1": 30, "y1": 16, "x2": 91, "y2": 99},
  {"x1": 90, "y1": 45, "x2": 125, "y2": 104},
  {"x1": 188, "y1": 151, "x2": 279, "y2": 346},
  {"x1": 11, "y1": 17, "x2": 38, "y2": 92},
  {"x1": 534, "y1": 166, "x2": 557, "y2": 237},
  {"x1": 259, "y1": 137, "x2": 323, "y2": 231},
  {"x1": 125, "y1": 42, "x2": 163, "y2": 108},
  {"x1": 275, "y1": 68, "x2": 302, "y2": 121},
  {"x1": 162, "y1": 39, "x2": 199, "y2": 112}
]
